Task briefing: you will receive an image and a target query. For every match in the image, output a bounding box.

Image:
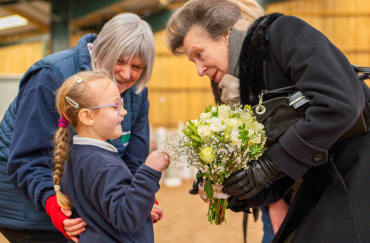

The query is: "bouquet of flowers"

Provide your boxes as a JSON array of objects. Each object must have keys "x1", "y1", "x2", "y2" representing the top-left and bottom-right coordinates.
[{"x1": 164, "y1": 104, "x2": 266, "y2": 225}]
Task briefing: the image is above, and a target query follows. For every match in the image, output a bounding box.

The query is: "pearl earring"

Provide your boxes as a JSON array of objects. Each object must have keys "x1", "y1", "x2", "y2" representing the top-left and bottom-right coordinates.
[{"x1": 226, "y1": 42, "x2": 229, "y2": 46}]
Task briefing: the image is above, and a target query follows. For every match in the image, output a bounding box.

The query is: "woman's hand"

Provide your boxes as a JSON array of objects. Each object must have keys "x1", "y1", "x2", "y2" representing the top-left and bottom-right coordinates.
[
  {"x1": 189, "y1": 171, "x2": 203, "y2": 195},
  {"x1": 268, "y1": 199, "x2": 289, "y2": 234},
  {"x1": 222, "y1": 154, "x2": 285, "y2": 199},
  {"x1": 151, "y1": 204, "x2": 163, "y2": 223}
]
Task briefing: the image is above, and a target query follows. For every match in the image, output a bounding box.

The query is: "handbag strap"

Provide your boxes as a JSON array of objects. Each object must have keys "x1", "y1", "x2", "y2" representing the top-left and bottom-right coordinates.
[
  {"x1": 264, "y1": 65, "x2": 370, "y2": 96},
  {"x1": 352, "y1": 64, "x2": 370, "y2": 81}
]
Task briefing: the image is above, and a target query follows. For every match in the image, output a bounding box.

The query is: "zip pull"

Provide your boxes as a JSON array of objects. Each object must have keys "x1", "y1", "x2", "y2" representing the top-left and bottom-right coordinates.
[{"x1": 255, "y1": 91, "x2": 266, "y2": 115}]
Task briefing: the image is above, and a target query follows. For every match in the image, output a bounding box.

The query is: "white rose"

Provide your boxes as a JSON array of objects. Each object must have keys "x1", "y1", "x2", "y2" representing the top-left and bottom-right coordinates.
[
  {"x1": 218, "y1": 105, "x2": 230, "y2": 121},
  {"x1": 224, "y1": 118, "x2": 241, "y2": 135},
  {"x1": 211, "y1": 106, "x2": 217, "y2": 113},
  {"x1": 197, "y1": 125, "x2": 212, "y2": 137},
  {"x1": 209, "y1": 117, "x2": 226, "y2": 132},
  {"x1": 241, "y1": 116, "x2": 254, "y2": 128},
  {"x1": 225, "y1": 118, "x2": 241, "y2": 129},
  {"x1": 200, "y1": 112, "x2": 212, "y2": 123},
  {"x1": 186, "y1": 119, "x2": 200, "y2": 127},
  {"x1": 252, "y1": 121, "x2": 264, "y2": 132},
  {"x1": 192, "y1": 119, "x2": 200, "y2": 127},
  {"x1": 248, "y1": 133, "x2": 262, "y2": 146},
  {"x1": 230, "y1": 129, "x2": 242, "y2": 148},
  {"x1": 199, "y1": 147, "x2": 215, "y2": 164}
]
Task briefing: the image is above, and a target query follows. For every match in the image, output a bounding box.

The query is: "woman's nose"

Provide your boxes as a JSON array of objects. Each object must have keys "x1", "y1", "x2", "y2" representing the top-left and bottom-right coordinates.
[
  {"x1": 196, "y1": 63, "x2": 207, "y2": 77},
  {"x1": 119, "y1": 66, "x2": 131, "y2": 80}
]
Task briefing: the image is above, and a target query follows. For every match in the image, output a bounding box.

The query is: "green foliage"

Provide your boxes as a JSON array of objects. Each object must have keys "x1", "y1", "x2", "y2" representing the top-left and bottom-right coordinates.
[
  {"x1": 238, "y1": 124, "x2": 250, "y2": 150},
  {"x1": 205, "y1": 104, "x2": 213, "y2": 113},
  {"x1": 211, "y1": 105, "x2": 219, "y2": 117},
  {"x1": 182, "y1": 121, "x2": 202, "y2": 152},
  {"x1": 204, "y1": 181, "x2": 214, "y2": 199}
]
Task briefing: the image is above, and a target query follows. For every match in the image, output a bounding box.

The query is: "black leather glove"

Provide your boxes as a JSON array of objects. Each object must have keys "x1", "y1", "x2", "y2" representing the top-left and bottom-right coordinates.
[
  {"x1": 228, "y1": 176, "x2": 295, "y2": 212},
  {"x1": 222, "y1": 154, "x2": 285, "y2": 199},
  {"x1": 189, "y1": 171, "x2": 203, "y2": 195}
]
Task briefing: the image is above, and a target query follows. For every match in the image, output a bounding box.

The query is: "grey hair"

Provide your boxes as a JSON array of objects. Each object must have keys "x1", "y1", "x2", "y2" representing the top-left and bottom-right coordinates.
[
  {"x1": 166, "y1": 0, "x2": 265, "y2": 55},
  {"x1": 91, "y1": 13, "x2": 155, "y2": 94}
]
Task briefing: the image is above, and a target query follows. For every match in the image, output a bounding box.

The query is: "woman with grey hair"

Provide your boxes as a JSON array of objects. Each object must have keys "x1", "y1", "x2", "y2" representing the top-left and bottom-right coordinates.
[
  {"x1": 0, "y1": 13, "x2": 161, "y2": 243},
  {"x1": 166, "y1": 0, "x2": 370, "y2": 242}
]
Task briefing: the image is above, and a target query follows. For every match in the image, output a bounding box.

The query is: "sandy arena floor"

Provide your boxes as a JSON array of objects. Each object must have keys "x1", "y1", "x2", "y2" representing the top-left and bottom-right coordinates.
[{"x1": 0, "y1": 180, "x2": 264, "y2": 243}]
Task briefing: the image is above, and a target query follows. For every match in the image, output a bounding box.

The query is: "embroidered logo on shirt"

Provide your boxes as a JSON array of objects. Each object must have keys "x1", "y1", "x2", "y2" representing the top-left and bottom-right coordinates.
[{"x1": 121, "y1": 131, "x2": 131, "y2": 146}]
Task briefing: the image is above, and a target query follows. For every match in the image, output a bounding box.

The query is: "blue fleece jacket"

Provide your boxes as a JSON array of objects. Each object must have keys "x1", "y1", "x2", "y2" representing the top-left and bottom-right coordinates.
[
  {"x1": 2, "y1": 34, "x2": 149, "y2": 231},
  {"x1": 61, "y1": 137, "x2": 161, "y2": 243}
]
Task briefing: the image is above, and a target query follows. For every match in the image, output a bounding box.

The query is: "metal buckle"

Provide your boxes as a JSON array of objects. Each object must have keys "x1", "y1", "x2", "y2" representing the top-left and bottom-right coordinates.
[{"x1": 255, "y1": 93, "x2": 266, "y2": 115}]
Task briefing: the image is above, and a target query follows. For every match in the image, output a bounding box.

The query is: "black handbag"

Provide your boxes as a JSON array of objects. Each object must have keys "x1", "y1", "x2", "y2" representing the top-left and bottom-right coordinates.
[{"x1": 252, "y1": 65, "x2": 370, "y2": 147}]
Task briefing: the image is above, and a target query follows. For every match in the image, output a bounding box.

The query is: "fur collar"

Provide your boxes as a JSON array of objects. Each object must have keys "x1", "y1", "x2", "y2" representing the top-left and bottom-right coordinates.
[{"x1": 239, "y1": 13, "x2": 283, "y2": 106}]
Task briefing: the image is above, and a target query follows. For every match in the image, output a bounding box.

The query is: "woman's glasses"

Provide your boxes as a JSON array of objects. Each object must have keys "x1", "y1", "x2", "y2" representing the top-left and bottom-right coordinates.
[{"x1": 88, "y1": 98, "x2": 124, "y2": 115}]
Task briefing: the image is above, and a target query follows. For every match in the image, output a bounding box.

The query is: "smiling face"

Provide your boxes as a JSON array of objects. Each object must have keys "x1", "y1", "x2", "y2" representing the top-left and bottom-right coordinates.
[
  {"x1": 113, "y1": 55, "x2": 145, "y2": 94},
  {"x1": 89, "y1": 81, "x2": 127, "y2": 141},
  {"x1": 183, "y1": 25, "x2": 229, "y2": 83}
]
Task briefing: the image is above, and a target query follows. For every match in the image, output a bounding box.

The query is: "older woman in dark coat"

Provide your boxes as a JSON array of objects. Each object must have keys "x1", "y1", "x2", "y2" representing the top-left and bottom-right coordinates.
[{"x1": 166, "y1": 0, "x2": 370, "y2": 242}]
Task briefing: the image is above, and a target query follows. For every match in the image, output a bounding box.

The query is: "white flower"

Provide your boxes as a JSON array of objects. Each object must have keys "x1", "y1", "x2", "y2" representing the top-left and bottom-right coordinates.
[
  {"x1": 186, "y1": 119, "x2": 200, "y2": 127},
  {"x1": 252, "y1": 121, "x2": 264, "y2": 132},
  {"x1": 199, "y1": 146, "x2": 215, "y2": 164},
  {"x1": 192, "y1": 119, "x2": 200, "y2": 126},
  {"x1": 241, "y1": 115, "x2": 254, "y2": 128},
  {"x1": 225, "y1": 118, "x2": 241, "y2": 129},
  {"x1": 208, "y1": 117, "x2": 226, "y2": 132},
  {"x1": 200, "y1": 112, "x2": 212, "y2": 123},
  {"x1": 224, "y1": 118, "x2": 241, "y2": 134},
  {"x1": 211, "y1": 106, "x2": 217, "y2": 113},
  {"x1": 248, "y1": 132, "x2": 262, "y2": 146},
  {"x1": 197, "y1": 125, "x2": 212, "y2": 137},
  {"x1": 230, "y1": 129, "x2": 242, "y2": 148},
  {"x1": 218, "y1": 105, "x2": 230, "y2": 121}
]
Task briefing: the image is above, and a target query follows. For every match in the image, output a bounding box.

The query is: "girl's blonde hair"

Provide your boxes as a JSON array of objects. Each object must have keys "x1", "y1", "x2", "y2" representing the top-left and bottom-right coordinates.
[
  {"x1": 53, "y1": 71, "x2": 111, "y2": 209},
  {"x1": 91, "y1": 13, "x2": 155, "y2": 94},
  {"x1": 166, "y1": 0, "x2": 265, "y2": 55}
]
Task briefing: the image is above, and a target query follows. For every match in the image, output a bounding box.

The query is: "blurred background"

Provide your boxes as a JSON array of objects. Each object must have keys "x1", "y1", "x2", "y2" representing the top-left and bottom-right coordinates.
[{"x1": 0, "y1": 0, "x2": 369, "y2": 242}]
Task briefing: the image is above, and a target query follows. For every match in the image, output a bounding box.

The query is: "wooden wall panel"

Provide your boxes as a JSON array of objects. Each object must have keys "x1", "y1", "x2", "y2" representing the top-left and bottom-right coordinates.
[{"x1": 0, "y1": 42, "x2": 43, "y2": 74}]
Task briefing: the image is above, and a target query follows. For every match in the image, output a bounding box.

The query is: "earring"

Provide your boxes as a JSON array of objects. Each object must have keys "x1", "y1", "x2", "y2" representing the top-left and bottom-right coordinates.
[{"x1": 226, "y1": 42, "x2": 229, "y2": 46}]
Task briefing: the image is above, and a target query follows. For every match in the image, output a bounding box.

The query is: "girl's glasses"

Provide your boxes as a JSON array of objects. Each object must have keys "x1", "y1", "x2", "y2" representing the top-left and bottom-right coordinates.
[{"x1": 88, "y1": 98, "x2": 124, "y2": 115}]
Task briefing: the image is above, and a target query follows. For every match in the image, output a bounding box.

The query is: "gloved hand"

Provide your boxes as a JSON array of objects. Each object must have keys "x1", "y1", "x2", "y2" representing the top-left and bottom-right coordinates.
[
  {"x1": 45, "y1": 195, "x2": 70, "y2": 239},
  {"x1": 189, "y1": 171, "x2": 203, "y2": 195},
  {"x1": 222, "y1": 154, "x2": 285, "y2": 199},
  {"x1": 228, "y1": 176, "x2": 295, "y2": 212}
]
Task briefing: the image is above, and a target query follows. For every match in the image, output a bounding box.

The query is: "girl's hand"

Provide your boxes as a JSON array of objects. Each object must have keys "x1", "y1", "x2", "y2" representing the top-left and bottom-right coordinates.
[
  {"x1": 63, "y1": 212, "x2": 87, "y2": 243},
  {"x1": 145, "y1": 150, "x2": 170, "y2": 172},
  {"x1": 151, "y1": 204, "x2": 163, "y2": 223}
]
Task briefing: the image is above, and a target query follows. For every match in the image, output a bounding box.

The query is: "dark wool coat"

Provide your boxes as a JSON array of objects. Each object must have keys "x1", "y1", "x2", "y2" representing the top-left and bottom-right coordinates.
[{"x1": 239, "y1": 15, "x2": 370, "y2": 242}]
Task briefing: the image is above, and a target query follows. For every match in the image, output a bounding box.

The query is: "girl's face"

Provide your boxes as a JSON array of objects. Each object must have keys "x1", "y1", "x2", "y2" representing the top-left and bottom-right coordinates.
[
  {"x1": 183, "y1": 25, "x2": 229, "y2": 83},
  {"x1": 114, "y1": 55, "x2": 145, "y2": 94},
  {"x1": 91, "y1": 81, "x2": 127, "y2": 141}
]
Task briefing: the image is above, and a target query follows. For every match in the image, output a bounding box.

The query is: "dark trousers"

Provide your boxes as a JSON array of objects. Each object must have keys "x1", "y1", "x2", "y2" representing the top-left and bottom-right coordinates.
[{"x1": 0, "y1": 227, "x2": 67, "y2": 243}]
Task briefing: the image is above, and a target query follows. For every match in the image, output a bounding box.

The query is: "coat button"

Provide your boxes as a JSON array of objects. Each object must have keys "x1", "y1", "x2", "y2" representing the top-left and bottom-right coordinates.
[{"x1": 313, "y1": 154, "x2": 323, "y2": 162}]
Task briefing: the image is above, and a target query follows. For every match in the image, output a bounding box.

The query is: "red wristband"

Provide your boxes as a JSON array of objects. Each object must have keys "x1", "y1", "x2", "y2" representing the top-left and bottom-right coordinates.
[
  {"x1": 153, "y1": 198, "x2": 159, "y2": 224},
  {"x1": 45, "y1": 195, "x2": 70, "y2": 239}
]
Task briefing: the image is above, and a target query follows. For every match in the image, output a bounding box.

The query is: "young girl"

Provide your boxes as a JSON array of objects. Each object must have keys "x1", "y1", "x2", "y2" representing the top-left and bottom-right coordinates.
[{"x1": 52, "y1": 71, "x2": 170, "y2": 243}]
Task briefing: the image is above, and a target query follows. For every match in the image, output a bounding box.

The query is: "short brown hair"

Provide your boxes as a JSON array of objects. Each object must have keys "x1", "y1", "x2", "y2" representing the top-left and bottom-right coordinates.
[{"x1": 166, "y1": 0, "x2": 264, "y2": 55}]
